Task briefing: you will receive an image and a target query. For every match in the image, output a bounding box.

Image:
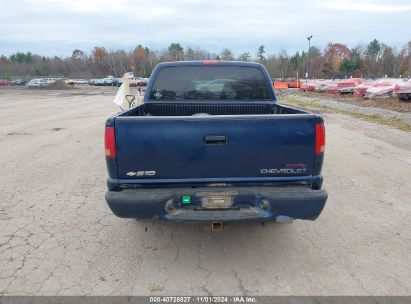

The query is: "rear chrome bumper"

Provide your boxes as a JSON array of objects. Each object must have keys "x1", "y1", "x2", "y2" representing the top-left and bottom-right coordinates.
[{"x1": 105, "y1": 185, "x2": 327, "y2": 222}]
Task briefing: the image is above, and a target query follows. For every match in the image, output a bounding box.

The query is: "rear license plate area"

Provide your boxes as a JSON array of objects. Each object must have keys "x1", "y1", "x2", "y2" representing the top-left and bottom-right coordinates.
[{"x1": 195, "y1": 191, "x2": 238, "y2": 210}]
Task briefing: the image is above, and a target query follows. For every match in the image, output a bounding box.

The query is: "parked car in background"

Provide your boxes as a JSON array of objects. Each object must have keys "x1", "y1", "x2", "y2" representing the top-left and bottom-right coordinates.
[
  {"x1": 89, "y1": 79, "x2": 105, "y2": 86},
  {"x1": 89, "y1": 76, "x2": 145, "y2": 87},
  {"x1": 89, "y1": 77, "x2": 118, "y2": 86},
  {"x1": 45, "y1": 78, "x2": 58, "y2": 85},
  {"x1": 11, "y1": 79, "x2": 28, "y2": 86},
  {"x1": 102, "y1": 77, "x2": 115, "y2": 86},
  {"x1": 129, "y1": 77, "x2": 148, "y2": 87},
  {"x1": 67, "y1": 79, "x2": 88, "y2": 85},
  {"x1": 27, "y1": 78, "x2": 50, "y2": 88},
  {"x1": 112, "y1": 78, "x2": 123, "y2": 87},
  {"x1": 0, "y1": 79, "x2": 11, "y2": 86}
]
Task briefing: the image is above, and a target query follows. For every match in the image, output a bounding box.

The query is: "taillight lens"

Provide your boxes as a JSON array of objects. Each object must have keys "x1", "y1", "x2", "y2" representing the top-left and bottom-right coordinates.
[
  {"x1": 105, "y1": 126, "x2": 116, "y2": 158},
  {"x1": 315, "y1": 122, "x2": 325, "y2": 155}
]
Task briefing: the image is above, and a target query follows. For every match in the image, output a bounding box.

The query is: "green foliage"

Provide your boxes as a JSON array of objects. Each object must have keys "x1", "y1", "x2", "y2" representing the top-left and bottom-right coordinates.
[
  {"x1": 367, "y1": 39, "x2": 381, "y2": 56},
  {"x1": 1, "y1": 40, "x2": 410, "y2": 78},
  {"x1": 257, "y1": 45, "x2": 266, "y2": 63},
  {"x1": 340, "y1": 58, "x2": 358, "y2": 74},
  {"x1": 290, "y1": 52, "x2": 302, "y2": 70},
  {"x1": 168, "y1": 43, "x2": 183, "y2": 52},
  {"x1": 185, "y1": 47, "x2": 195, "y2": 60},
  {"x1": 168, "y1": 43, "x2": 184, "y2": 59},
  {"x1": 10, "y1": 52, "x2": 33, "y2": 63},
  {"x1": 366, "y1": 39, "x2": 382, "y2": 76}
]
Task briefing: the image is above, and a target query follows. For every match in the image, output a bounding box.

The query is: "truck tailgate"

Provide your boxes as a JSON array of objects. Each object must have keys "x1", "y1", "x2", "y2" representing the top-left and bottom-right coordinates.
[{"x1": 114, "y1": 115, "x2": 316, "y2": 183}]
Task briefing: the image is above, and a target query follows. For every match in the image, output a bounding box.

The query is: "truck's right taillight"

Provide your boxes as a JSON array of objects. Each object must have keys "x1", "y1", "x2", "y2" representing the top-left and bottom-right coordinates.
[
  {"x1": 105, "y1": 126, "x2": 116, "y2": 158},
  {"x1": 315, "y1": 122, "x2": 325, "y2": 155}
]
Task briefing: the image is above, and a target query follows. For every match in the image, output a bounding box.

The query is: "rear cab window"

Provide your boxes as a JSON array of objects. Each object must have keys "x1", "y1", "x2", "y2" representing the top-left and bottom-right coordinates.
[{"x1": 148, "y1": 65, "x2": 272, "y2": 101}]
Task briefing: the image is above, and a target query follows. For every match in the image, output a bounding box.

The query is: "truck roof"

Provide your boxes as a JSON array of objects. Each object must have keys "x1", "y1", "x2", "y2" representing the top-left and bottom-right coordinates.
[{"x1": 155, "y1": 60, "x2": 265, "y2": 69}]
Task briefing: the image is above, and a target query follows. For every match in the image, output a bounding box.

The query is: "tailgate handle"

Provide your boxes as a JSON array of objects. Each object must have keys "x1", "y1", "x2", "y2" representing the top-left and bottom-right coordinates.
[{"x1": 205, "y1": 135, "x2": 227, "y2": 145}]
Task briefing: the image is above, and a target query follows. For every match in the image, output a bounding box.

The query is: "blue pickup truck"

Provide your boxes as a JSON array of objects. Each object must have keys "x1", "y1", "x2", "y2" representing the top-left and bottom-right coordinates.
[{"x1": 104, "y1": 61, "x2": 327, "y2": 224}]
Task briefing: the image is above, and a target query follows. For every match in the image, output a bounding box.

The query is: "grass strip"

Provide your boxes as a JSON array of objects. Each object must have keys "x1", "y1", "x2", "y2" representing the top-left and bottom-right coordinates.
[{"x1": 281, "y1": 96, "x2": 411, "y2": 132}]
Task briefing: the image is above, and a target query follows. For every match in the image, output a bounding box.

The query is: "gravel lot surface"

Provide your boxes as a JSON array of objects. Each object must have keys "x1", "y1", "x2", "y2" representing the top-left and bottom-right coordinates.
[{"x1": 0, "y1": 87, "x2": 410, "y2": 295}]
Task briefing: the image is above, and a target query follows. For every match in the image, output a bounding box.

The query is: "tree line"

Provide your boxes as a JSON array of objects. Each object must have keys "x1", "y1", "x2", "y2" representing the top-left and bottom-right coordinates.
[{"x1": 1, "y1": 39, "x2": 410, "y2": 79}]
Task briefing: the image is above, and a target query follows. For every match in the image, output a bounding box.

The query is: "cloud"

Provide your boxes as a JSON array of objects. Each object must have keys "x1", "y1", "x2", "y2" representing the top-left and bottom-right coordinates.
[
  {"x1": 323, "y1": 0, "x2": 411, "y2": 12},
  {"x1": 0, "y1": 0, "x2": 409, "y2": 56}
]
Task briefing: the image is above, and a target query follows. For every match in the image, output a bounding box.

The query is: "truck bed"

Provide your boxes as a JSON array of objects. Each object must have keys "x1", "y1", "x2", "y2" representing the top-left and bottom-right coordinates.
[{"x1": 120, "y1": 102, "x2": 306, "y2": 117}]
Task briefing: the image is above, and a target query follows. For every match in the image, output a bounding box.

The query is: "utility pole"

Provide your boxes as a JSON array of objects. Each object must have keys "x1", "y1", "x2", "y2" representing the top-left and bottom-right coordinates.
[{"x1": 306, "y1": 35, "x2": 313, "y2": 87}]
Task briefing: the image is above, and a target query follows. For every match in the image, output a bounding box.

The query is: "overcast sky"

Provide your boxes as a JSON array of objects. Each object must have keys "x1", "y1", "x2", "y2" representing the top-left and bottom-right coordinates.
[{"x1": 1, "y1": 0, "x2": 410, "y2": 57}]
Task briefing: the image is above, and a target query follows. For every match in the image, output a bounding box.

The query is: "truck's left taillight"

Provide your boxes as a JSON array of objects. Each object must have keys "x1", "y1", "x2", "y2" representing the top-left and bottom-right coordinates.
[
  {"x1": 105, "y1": 126, "x2": 116, "y2": 158},
  {"x1": 315, "y1": 122, "x2": 325, "y2": 155}
]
